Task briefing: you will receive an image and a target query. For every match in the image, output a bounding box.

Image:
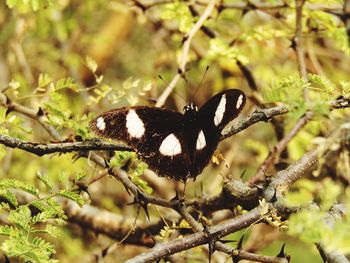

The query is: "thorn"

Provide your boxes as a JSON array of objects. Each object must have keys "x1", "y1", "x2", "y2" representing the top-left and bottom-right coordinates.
[
  {"x1": 101, "y1": 244, "x2": 110, "y2": 257},
  {"x1": 290, "y1": 38, "x2": 297, "y2": 50},
  {"x1": 237, "y1": 234, "x2": 245, "y2": 250},
  {"x1": 271, "y1": 188, "x2": 278, "y2": 202},
  {"x1": 208, "y1": 238, "x2": 216, "y2": 263},
  {"x1": 76, "y1": 183, "x2": 91, "y2": 197},
  {"x1": 218, "y1": 238, "x2": 236, "y2": 244},
  {"x1": 277, "y1": 243, "x2": 286, "y2": 258},
  {"x1": 240, "y1": 169, "x2": 247, "y2": 179},
  {"x1": 316, "y1": 243, "x2": 327, "y2": 263},
  {"x1": 37, "y1": 107, "x2": 44, "y2": 117},
  {"x1": 128, "y1": 190, "x2": 150, "y2": 221}
]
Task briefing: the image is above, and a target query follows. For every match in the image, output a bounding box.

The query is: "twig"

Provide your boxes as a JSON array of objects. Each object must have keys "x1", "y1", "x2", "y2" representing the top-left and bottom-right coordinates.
[
  {"x1": 155, "y1": 0, "x2": 217, "y2": 107},
  {"x1": 249, "y1": 111, "x2": 313, "y2": 184},
  {"x1": 294, "y1": 0, "x2": 308, "y2": 99},
  {"x1": 0, "y1": 92, "x2": 61, "y2": 140}
]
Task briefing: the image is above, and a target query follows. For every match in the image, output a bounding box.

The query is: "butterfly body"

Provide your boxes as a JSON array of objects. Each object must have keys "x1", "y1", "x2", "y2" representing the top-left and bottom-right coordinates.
[{"x1": 90, "y1": 89, "x2": 246, "y2": 181}]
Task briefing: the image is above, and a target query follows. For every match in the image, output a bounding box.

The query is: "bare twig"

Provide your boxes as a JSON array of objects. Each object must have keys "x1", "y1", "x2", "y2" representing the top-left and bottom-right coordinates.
[
  {"x1": 155, "y1": 0, "x2": 217, "y2": 107},
  {"x1": 294, "y1": 0, "x2": 308, "y2": 100}
]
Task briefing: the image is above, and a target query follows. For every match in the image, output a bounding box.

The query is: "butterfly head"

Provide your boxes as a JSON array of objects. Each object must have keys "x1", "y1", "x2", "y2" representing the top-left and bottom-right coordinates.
[
  {"x1": 183, "y1": 102, "x2": 198, "y2": 113},
  {"x1": 183, "y1": 102, "x2": 198, "y2": 122}
]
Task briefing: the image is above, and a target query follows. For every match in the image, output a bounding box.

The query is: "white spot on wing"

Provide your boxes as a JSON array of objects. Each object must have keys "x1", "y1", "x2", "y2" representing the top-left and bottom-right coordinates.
[
  {"x1": 214, "y1": 94, "x2": 226, "y2": 126},
  {"x1": 159, "y1": 133, "x2": 182, "y2": 156},
  {"x1": 236, "y1": 94, "x2": 244, "y2": 109},
  {"x1": 126, "y1": 110, "x2": 145, "y2": 138},
  {"x1": 196, "y1": 130, "x2": 206, "y2": 150},
  {"x1": 96, "y1": 117, "x2": 106, "y2": 130}
]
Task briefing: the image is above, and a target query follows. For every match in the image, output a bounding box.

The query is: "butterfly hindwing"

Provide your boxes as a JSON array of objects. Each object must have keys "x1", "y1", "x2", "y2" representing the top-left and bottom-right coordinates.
[{"x1": 90, "y1": 107, "x2": 192, "y2": 181}]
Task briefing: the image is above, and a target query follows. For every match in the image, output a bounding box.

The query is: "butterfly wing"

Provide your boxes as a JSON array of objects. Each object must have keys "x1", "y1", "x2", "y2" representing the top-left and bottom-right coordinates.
[
  {"x1": 190, "y1": 89, "x2": 246, "y2": 176},
  {"x1": 90, "y1": 106, "x2": 192, "y2": 181}
]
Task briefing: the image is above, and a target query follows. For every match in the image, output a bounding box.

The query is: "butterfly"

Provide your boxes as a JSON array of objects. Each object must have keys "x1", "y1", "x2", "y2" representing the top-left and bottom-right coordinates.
[{"x1": 90, "y1": 89, "x2": 246, "y2": 181}]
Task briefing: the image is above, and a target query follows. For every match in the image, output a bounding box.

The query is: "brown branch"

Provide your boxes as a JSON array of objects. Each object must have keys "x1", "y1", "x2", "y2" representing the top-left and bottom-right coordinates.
[
  {"x1": 0, "y1": 135, "x2": 132, "y2": 156},
  {"x1": 155, "y1": 0, "x2": 217, "y2": 107},
  {"x1": 264, "y1": 124, "x2": 350, "y2": 202},
  {"x1": 125, "y1": 206, "x2": 263, "y2": 263},
  {"x1": 188, "y1": 179, "x2": 260, "y2": 214},
  {"x1": 176, "y1": 202, "x2": 286, "y2": 263},
  {"x1": 249, "y1": 111, "x2": 313, "y2": 184},
  {"x1": 220, "y1": 105, "x2": 289, "y2": 140}
]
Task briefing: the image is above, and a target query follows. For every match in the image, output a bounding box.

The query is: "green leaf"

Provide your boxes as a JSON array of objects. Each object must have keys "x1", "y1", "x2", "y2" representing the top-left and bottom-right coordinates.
[
  {"x1": 308, "y1": 74, "x2": 336, "y2": 94},
  {"x1": 37, "y1": 171, "x2": 54, "y2": 191},
  {"x1": 0, "y1": 179, "x2": 39, "y2": 196},
  {"x1": 31, "y1": 198, "x2": 67, "y2": 219},
  {"x1": 0, "y1": 189, "x2": 18, "y2": 207},
  {"x1": 86, "y1": 56, "x2": 98, "y2": 73},
  {"x1": 0, "y1": 225, "x2": 13, "y2": 236},
  {"x1": 59, "y1": 190, "x2": 85, "y2": 206},
  {"x1": 6, "y1": 0, "x2": 18, "y2": 8},
  {"x1": 161, "y1": 2, "x2": 194, "y2": 32},
  {"x1": 54, "y1": 77, "x2": 77, "y2": 91},
  {"x1": 8, "y1": 206, "x2": 32, "y2": 232},
  {"x1": 207, "y1": 38, "x2": 249, "y2": 64},
  {"x1": 37, "y1": 73, "x2": 52, "y2": 90},
  {"x1": 44, "y1": 225, "x2": 61, "y2": 238}
]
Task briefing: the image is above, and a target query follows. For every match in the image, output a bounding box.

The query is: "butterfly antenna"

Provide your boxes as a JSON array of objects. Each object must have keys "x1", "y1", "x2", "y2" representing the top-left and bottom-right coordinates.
[
  {"x1": 158, "y1": 75, "x2": 186, "y2": 103},
  {"x1": 193, "y1": 65, "x2": 210, "y2": 98}
]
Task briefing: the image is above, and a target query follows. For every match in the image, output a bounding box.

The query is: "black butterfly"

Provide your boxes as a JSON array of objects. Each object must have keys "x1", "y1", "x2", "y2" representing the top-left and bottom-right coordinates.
[{"x1": 90, "y1": 89, "x2": 246, "y2": 181}]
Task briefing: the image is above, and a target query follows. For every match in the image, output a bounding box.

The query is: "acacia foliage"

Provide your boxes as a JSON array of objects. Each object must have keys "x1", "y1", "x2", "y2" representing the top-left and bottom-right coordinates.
[{"x1": 0, "y1": 0, "x2": 350, "y2": 262}]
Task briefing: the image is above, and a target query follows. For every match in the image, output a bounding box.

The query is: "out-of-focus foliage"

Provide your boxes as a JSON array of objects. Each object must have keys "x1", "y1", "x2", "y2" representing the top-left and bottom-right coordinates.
[{"x1": 0, "y1": 0, "x2": 349, "y2": 262}]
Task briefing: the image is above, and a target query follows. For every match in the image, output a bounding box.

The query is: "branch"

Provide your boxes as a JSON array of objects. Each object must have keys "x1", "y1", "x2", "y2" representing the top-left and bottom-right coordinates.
[
  {"x1": 155, "y1": 0, "x2": 217, "y2": 107},
  {"x1": 125, "y1": 206, "x2": 262, "y2": 263},
  {"x1": 264, "y1": 123, "x2": 350, "y2": 201},
  {"x1": 220, "y1": 105, "x2": 289, "y2": 140},
  {"x1": 176, "y1": 202, "x2": 286, "y2": 263},
  {"x1": 0, "y1": 135, "x2": 132, "y2": 156}
]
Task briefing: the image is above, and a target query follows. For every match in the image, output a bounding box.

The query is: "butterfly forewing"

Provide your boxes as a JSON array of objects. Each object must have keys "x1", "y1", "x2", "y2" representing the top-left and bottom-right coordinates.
[{"x1": 189, "y1": 89, "x2": 246, "y2": 177}]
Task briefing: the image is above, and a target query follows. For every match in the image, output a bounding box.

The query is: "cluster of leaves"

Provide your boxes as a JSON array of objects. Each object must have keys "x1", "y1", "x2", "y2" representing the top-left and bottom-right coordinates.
[
  {"x1": 286, "y1": 178, "x2": 350, "y2": 253},
  {"x1": 6, "y1": 0, "x2": 52, "y2": 12},
  {"x1": 0, "y1": 172, "x2": 86, "y2": 262}
]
